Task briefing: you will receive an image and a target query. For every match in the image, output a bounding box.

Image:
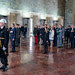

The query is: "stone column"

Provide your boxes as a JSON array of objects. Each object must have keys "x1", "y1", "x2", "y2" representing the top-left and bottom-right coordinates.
[
  {"x1": 29, "y1": 18, "x2": 33, "y2": 36},
  {"x1": 58, "y1": 17, "x2": 64, "y2": 26},
  {"x1": 32, "y1": 15, "x2": 40, "y2": 27},
  {"x1": 9, "y1": 13, "x2": 17, "y2": 27},
  {"x1": 16, "y1": 13, "x2": 22, "y2": 26},
  {"x1": 8, "y1": 13, "x2": 22, "y2": 28},
  {"x1": 72, "y1": 0, "x2": 75, "y2": 25},
  {"x1": 8, "y1": 15, "x2": 10, "y2": 28},
  {"x1": 46, "y1": 17, "x2": 53, "y2": 26}
]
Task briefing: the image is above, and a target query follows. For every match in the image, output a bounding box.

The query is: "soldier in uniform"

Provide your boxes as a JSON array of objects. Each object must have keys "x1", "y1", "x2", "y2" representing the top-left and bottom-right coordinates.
[{"x1": 0, "y1": 19, "x2": 8, "y2": 71}]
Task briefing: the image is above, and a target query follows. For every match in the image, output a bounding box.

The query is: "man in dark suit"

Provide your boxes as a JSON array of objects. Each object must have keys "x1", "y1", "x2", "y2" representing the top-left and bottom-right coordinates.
[
  {"x1": 37, "y1": 25, "x2": 40, "y2": 44},
  {"x1": 0, "y1": 19, "x2": 8, "y2": 71},
  {"x1": 43, "y1": 28, "x2": 49, "y2": 54},
  {"x1": 24, "y1": 25, "x2": 27, "y2": 38},
  {"x1": 54, "y1": 25, "x2": 57, "y2": 46},
  {"x1": 70, "y1": 25, "x2": 75, "y2": 49},
  {"x1": 15, "y1": 24, "x2": 20, "y2": 47},
  {"x1": 9, "y1": 23, "x2": 16, "y2": 52},
  {"x1": 67, "y1": 25, "x2": 71, "y2": 44}
]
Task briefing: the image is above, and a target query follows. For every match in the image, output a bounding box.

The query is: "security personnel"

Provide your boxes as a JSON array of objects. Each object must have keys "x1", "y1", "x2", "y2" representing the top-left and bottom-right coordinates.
[
  {"x1": 9, "y1": 23, "x2": 16, "y2": 52},
  {"x1": 0, "y1": 19, "x2": 8, "y2": 71}
]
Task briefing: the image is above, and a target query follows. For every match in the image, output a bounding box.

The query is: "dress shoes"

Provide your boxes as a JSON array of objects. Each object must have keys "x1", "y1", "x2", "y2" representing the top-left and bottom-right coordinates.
[
  {"x1": 2, "y1": 67, "x2": 8, "y2": 72},
  {"x1": 58, "y1": 46, "x2": 62, "y2": 48},
  {"x1": 10, "y1": 51, "x2": 15, "y2": 53},
  {"x1": 0, "y1": 66, "x2": 3, "y2": 69}
]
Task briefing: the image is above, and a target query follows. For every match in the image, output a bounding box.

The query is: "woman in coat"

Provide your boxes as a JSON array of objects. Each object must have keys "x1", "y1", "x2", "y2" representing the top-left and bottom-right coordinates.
[{"x1": 33, "y1": 25, "x2": 39, "y2": 44}]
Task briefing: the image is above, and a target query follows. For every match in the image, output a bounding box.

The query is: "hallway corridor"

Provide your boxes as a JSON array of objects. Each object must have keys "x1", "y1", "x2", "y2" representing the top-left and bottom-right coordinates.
[{"x1": 0, "y1": 37, "x2": 75, "y2": 75}]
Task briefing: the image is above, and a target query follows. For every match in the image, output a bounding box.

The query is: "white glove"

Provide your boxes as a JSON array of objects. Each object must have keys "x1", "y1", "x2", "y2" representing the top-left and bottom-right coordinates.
[{"x1": 3, "y1": 47, "x2": 6, "y2": 51}]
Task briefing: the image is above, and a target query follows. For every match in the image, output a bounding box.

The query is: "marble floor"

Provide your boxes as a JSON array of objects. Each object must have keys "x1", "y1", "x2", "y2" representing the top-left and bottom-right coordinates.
[{"x1": 0, "y1": 37, "x2": 75, "y2": 75}]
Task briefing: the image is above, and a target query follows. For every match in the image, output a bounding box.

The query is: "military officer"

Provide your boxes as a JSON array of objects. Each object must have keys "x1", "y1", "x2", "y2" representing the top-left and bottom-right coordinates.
[{"x1": 0, "y1": 19, "x2": 8, "y2": 71}]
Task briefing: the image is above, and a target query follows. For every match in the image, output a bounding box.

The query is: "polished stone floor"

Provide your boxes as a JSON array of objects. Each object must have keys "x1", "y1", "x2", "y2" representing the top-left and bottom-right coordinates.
[{"x1": 0, "y1": 37, "x2": 75, "y2": 75}]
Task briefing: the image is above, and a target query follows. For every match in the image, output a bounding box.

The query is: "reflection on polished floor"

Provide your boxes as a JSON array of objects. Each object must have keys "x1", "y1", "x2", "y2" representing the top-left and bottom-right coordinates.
[{"x1": 0, "y1": 37, "x2": 75, "y2": 75}]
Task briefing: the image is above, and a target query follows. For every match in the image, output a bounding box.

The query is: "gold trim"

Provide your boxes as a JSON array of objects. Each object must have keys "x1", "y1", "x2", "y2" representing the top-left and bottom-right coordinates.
[{"x1": 0, "y1": 38, "x2": 4, "y2": 39}]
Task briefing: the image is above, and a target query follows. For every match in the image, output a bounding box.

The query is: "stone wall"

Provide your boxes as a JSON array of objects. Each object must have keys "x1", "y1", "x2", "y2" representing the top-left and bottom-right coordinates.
[
  {"x1": 0, "y1": 0, "x2": 58, "y2": 19},
  {"x1": 65, "y1": 0, "x2": 73, "y2": 26},
  {"x1": 58, "y1": 0, "x2": 65, "y2": 17},
  {"x1": 0, "y1": 0, "x2": 74, "y2": 26}
]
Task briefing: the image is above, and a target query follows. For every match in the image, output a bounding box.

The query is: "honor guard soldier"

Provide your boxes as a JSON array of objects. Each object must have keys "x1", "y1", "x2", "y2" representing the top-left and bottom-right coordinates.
[{"x1": 0, "y1": 19, "x2": 8, "y2": 71}]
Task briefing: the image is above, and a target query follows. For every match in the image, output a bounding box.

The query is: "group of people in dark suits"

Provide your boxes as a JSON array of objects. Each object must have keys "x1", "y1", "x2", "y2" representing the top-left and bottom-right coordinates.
[
  {"x1": 33, "y1": 24, "x2": 75, "y2": 54},
  {"x1": 64, "y1": 25, "x2": 75, "y2": 49}
]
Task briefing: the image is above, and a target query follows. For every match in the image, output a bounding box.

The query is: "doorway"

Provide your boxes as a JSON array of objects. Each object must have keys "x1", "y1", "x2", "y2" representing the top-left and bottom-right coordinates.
[{"x1": 22, "y1": 18, "x2": 30, "y2": 37}]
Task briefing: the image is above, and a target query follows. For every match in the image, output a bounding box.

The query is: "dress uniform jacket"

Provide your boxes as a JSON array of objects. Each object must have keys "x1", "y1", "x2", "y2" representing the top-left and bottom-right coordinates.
[
  {"x1": 0, "y1": 26, "x2": 8, "y2": 59},
  {"x1": 0, "y1": 26, "x2": 7, "y2": 49}
]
